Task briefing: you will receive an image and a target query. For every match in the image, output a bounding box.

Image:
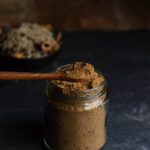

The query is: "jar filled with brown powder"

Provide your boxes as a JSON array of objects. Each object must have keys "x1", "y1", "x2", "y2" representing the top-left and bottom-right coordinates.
[{"x1": 44, "y1": 62, "x2": 109, "y2": 150}]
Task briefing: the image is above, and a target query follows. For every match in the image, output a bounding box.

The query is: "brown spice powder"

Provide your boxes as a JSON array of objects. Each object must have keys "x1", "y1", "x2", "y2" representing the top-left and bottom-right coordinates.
[
  {"x1": 52, "y1": 62, "x2": 104, "y2": 91},
  {"x1": 45, "y1": 103, "x2": 107, "y2": 150},
  {"x1": 45, "y1": 62, "x2": 108, "y2": 150}
]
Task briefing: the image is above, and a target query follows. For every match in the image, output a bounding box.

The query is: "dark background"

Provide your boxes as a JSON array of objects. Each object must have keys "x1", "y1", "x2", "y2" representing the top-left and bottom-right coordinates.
[
  {"x1": 0, "y1": 0, "x2": 150, "y2": 30},
  {"x1": 0, "y1": 0, "x2": 150, "y2": 150}
]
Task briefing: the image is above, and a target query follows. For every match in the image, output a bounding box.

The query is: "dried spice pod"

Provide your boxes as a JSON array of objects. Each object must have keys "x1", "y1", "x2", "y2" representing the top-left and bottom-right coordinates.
[
  {"x1": 52, "y1": 31, "x2": 62, "y2": 53},
  {"x1": 13, "y1": 52, "x2": 24, "y2": 58},
  {"x1": 56, "y1": 32, "x2": 62, "y2": 42},
  {"x1": 53, "y1": 42, "x2": 61, "y2": 52},
  {"x1": 0, "y1": 27, "x2": 2, "y2": 35},
  {"x1": 7, "y1": 49, "x2": 22, "y2": 57},
  {"x1": 41, "y1": 41, "x2": 53, "y2": 52}
]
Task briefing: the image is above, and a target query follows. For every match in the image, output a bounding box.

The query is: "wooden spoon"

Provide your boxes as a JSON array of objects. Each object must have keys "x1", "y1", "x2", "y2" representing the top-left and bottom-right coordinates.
[{"x1": 0, "y1": 71, "x2": 88, "y2": 82}]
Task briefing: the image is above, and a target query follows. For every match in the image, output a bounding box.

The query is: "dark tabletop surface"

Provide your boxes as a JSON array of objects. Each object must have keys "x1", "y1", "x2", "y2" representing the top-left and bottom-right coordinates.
[{"x1": 0, "y1": 30, "x2": 150, "y2": 150}]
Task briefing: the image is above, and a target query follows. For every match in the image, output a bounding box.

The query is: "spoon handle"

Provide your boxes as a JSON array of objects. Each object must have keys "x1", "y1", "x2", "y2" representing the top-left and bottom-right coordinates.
[{"x1": 0, "y1": 71, "x2": 88, "y2": 82}]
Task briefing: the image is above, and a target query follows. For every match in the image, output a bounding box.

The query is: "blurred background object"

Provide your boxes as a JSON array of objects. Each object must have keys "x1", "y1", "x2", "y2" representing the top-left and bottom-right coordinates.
[
  {"x1": 0, "y1": 0, "x2": 150, "y2": 30},
  {"x1": 0, "y1": 0, "x2": 37, "y2": 25}
]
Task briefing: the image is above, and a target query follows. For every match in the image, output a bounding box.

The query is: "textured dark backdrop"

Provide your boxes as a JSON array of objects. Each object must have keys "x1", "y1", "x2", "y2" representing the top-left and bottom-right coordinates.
[{"x1": 0, "y1": 30, "x2": 150, "y2": 149}]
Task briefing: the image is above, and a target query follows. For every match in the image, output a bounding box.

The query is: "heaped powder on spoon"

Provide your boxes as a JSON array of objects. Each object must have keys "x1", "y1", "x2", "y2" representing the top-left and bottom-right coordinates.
[{"x1": 52, "y1": 62, "x2": 104, "y2": 90}]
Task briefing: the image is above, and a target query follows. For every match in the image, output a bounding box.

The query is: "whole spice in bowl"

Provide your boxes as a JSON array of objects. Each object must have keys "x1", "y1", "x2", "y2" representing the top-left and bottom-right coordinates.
[
  {"x1": 0, "y1": 23, "x2": 61, "y2": 59},
  {"x1": 0, "y1": 27, "x2": 2, "y2": 35},
  {"x1": 44, "y1": 62, "x2": 109, "y2": 150},
  {"x1": 41, "y1": 41, "x2": 53, "y2": 52}
]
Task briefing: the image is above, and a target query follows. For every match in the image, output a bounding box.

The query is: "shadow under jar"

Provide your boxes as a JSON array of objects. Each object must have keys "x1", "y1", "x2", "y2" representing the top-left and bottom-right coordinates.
[{"x1": 44, "y1": 65, "x2": 109, "y2": 150}]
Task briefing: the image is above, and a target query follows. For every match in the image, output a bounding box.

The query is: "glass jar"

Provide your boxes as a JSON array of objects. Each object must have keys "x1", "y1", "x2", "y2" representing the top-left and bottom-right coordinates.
[{"x1": 44, "y1": 65, "x2": 109, "y2": 150}]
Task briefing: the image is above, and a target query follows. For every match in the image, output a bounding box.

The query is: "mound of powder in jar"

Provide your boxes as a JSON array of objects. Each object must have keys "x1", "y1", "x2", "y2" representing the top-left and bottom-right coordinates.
[
  {"x1": 2, "y1": 23, "x2": 56, "y2": 58},
  {"x1": 52, "y1": 62, "x2": 105, "y2": 90}
]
